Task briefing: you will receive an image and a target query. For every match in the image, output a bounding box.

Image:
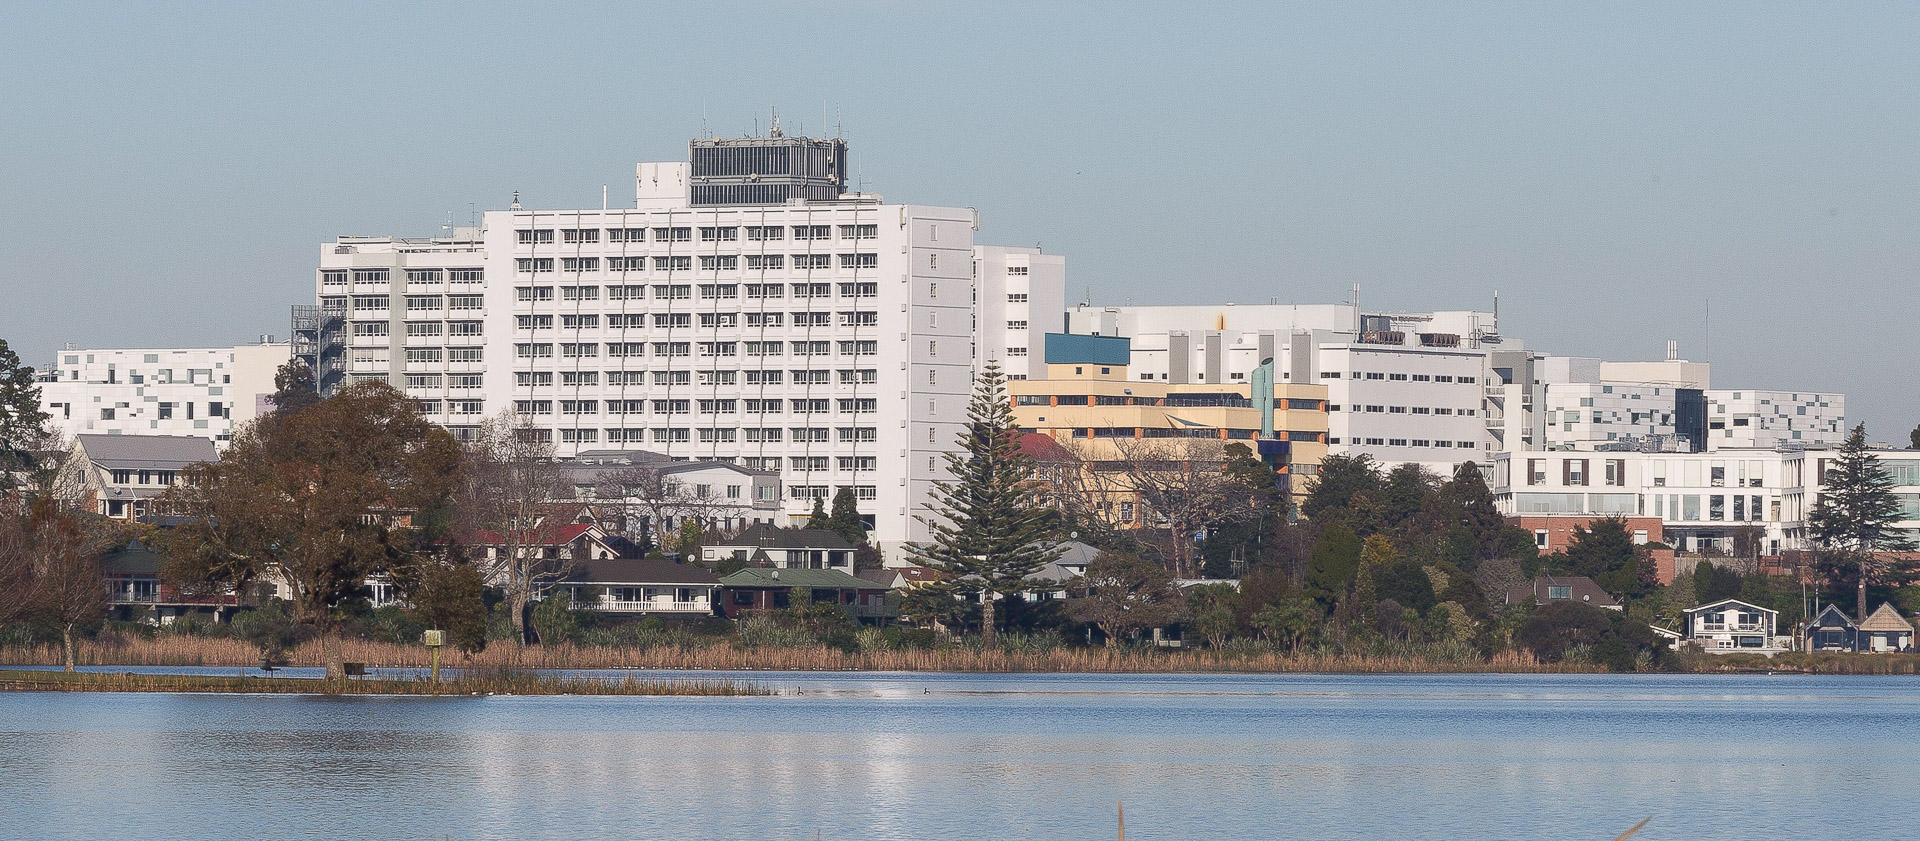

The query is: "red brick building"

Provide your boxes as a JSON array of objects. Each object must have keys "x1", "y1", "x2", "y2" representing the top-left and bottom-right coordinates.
[{"x1": 1509, "y1": 515, "x2": 1665, "y2": 555}]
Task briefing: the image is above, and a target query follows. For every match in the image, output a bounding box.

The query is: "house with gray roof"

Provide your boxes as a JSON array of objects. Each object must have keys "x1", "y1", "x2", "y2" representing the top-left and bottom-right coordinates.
[
  {"x1": 64, "y1": 434, "x2": 216, "y2": 520},
  {"x1": 718, "y1": 567, "x2": 893, "y2": 621},
  {"x1": 703, "y1": 524, "x2": 856, "y2": 570},
  {"x1": 551, "y1": 558, "x2": 722, "y2": 617}
]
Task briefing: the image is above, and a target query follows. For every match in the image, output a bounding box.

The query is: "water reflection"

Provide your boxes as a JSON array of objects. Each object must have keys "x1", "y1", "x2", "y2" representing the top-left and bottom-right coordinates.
[{"x1": 2, "y1": 673, "x2": 1917, "y2": 839}]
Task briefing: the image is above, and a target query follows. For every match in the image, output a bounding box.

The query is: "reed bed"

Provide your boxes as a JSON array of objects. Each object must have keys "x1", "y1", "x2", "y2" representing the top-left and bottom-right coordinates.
[
  {"x1": 0, "y1": 636, "x2": 1599, "y2": 674},
  {"x1": 1682, "y1": 651, "x2": 1920, "y2": 675},
  {"x1": 0, "y1": 667, "x2": 772, "y2": 696}
]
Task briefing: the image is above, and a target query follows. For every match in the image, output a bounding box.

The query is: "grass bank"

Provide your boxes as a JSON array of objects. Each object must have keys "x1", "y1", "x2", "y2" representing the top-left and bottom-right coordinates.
[
  {"x1": 1679, "y1": 651, "x2": 1920, "y2": 675},
  {"x1": 0, "y1": 636, "x2": 1599, "y2": 674},
  {"x1": 0, "y1": 667, "x2": 772, "y2": 696}
]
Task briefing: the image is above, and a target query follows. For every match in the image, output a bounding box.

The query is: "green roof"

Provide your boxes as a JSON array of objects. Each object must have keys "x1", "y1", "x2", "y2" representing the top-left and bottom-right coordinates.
[{"x1": 719, "y1": 568, "x2": 877, "y2": 589}]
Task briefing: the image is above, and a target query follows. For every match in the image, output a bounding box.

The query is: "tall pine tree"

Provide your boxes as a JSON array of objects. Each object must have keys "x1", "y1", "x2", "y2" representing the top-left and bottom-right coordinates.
[
  {"x1": 1808, "y1": 424, "x2": 1916, "y2": 618},
  {"x1": 908, "y1": 362, "x2": 1060, "y2": 647}
]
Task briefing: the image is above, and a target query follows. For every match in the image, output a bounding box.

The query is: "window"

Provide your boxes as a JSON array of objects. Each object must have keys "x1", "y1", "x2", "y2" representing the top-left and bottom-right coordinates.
[
  {"x1": 353, "y1": 269, "x2": 389, "y2": 284},
  {"x1": 793, "y1": 341, "x2": 832, "y2": 356},
  {"x1": 515, "y1": 343, "x2": 553, "y2": 359},
  {"x1": 320, "y1": 269, "x2": 347, "y2": 286},
  {"x1": 793, "y1": 254, "x2": 832, "y2": 270},
  {"x1": 518, "y1": 229, "x2": 555, "y2": 244},
  {"x1": 1547, "y1": 585, "x2": 1572, "y2": 600},
  {"x1": 839, "y1": 224, "x2": 878, "y2": 239},
  {"x1": 560, "y1": 400, "x2": 597, "y2": 415},
  {"x1": 406, "y1": 295, "x2": 443, "y2": 311},
  {"x1": 1007, "y1": 320, "x2": 1028, "y2": 330},
  {"x1": 351, "y1": 295, "x2": 389, "y2": 311},
  {"x1": 698, "y1": 226, "x2": 737, "y2": 241},
  {"x1": 561, "y1": 343, "x2": 598, "y2": 359},
  {"x1": 449, "y1": 374, "x2": 482, "y2": 389},
  {"x1": 448, "y1": 295, "x2": 482, "y2": 310},
  {"x1": 792, "y1": 225, "x2": 831, "y2": 240},
  {"x1": 838, "y1": 456, "x2": 877, "y2": 471},
  {"x1": 516, "y1": 315, "x2": 552, "y2": 330},
  {"x1": 652, "y1": 284, "x2": 691, "y2": 300},
  {"x1": 516, "y1": 258, "x2": 554, "y2": 273},
  {"x1": 791, "y1": 399, "x2": 830, "y2": 414},
  {"x1": 839, "y1": 398, "x2": 877, "y2": 413},
  {"x1": 514, "y1": 400, "x2": 553, "y2": 414},
  {"x1": 406, "y1": 322, "x2": 443, "y2": 337},
  {"x1": 838, "y1": 427, "x2": 877, "y2": 442},
  {"x1": 792, "y1": 369, "x2": 830, "y2": 385},
  {"x1": 698, "y1": 370, "x2": 737, "y2": 385},
  {"x1": 746, "y1": 370, "x2": 784, "y2": 385},
  {"x1": 653, "y1": 226, "x2": 691, "y2": 242},
  {"x1": 562, "y1": 371, "x2": 599, "y2": 386},
  {"x1": 561, "y1": 257, "x2": 599, "y2": 272},
  {"x1": 699, "y1": 255, "x2": 739, "y2": 271},
  {"x1": 838, "y1": 311, "x2": 878, "y2": 327},
  {"x1": 839, "y1": 253, "x2": 879, "y2": 269},
  {"x1": 1007, "y1": 293, "x2": 1028, "y2": 303},
  {"x1": 837, "y1": 340, "x2": 877, "y2": 356},
  {"x1": 516, "y1": 286, "x2": 554, "y2": 302},
  {"x1": 447, "y1": 321, "x2": 482, "y2": 337},
  {"x1": 652, "y1": 428, "x2": 689, "y2": 443},
  {"x1": 1007, "y1": 266, "x2": 1029, "y2": 275},
  {"x1": 448, "y1": 347, "x2": 483, "y2": 362},
  {"x1": 652, "y1": 342, "x2": 690, "y2": 357},
  {"x1": 561, "y1": 314, "x2": 599, "y2": 329},
  {"x1": 746, "y1": 283, "x2": 785, "y2": 299},
  {"x1": 652, "y1": 400, "x2": 690, "y2": 414},
  {"x1": 608, "y1": 256, "x2": 646, "y2": 272},
  {"x1": 746, "y1": 254, "x2": 785, "y2": 270},
  {"x1": 352, "y1": 322, "x2": 388, "y2": 337},
  {"x1": 697, "y1": 342, "x2": 737, "y2": 357},
  {"x1": 746, "y1": 225, "x2": 785, "y2": 241},
  {"x1": 839, "y1": 282, "x2": 879, "y2": 298},
  {"x1": 838, "y1": 369, "x2": 877, "y2": 384},
  {"x1": 790, "y1": 456, "x2": 829, "y2": 471},
  {"x1": 653, "y1": 313, "x2": 692, "y2": 328},
  {"x1": 699, "y1": 312, "x2": 739, "y2": 328},
  {"x1": 605, "y1": 342, "x2": 647, "y2": 357},
  {"x1": 698, "y1": 283, "x2": 739, "y2": 299},
  {"x1": 653, "y1": 256, "x2": 692, "y2": 272},
  {"x1": 698, "y1": 428, "x2": 737, "y2": 443},
  {"x1": 561, "y1": 285, "x2": 599, "y2": 301},
  {"x1": 562, "y1": 429, "x2": 599, "y2": 444},
  {"x1": 607, "y1": 228, "x2": 646, "y2": 243}
]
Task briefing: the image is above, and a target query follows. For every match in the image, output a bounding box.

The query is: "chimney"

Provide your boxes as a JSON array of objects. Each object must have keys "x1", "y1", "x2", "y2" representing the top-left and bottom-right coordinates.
[{"x1": 1665, "y1": 340, "x2": 1678, "y2": 362}]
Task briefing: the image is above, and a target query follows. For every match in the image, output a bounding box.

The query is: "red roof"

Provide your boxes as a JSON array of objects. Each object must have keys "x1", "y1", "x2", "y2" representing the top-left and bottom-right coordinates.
[
  {"x1": 469, "y1": 523, "x2": 595, "y2": 546},
  {"x1": 1016, "y1": 432, "x2": 1075, "y2": 463}
]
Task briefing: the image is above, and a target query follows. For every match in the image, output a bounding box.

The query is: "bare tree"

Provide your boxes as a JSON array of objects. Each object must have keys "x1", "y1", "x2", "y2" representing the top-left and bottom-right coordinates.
[
  {"x1": 460, "y1": 410, "x2": 567, "y2": 646},
  {"x1": 598, "y1": 463, "x2": 708, "y2": 552},
  {"x1": 1071, "y1": 436, "x2": 1259, "y2": 578}
]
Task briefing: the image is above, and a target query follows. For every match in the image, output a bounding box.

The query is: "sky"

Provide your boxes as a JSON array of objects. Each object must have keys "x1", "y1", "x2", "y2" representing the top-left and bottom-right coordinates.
[{"x1": 2, "y1": 2, "x2": 1916, "y2": 438}]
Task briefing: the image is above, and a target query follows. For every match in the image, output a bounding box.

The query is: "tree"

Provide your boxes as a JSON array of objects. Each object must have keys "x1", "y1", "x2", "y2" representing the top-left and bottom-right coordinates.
[
  {"x1": 907, "y1": 363, "x2": 1062, "y2": 648},
  {"x1": 159, "y1": 382, "x2": 462, "y2": 679},
  {"x1": 1808, "y1": 424, "x2": 1917, "y2": 618},
  {"x1": 1304, "y1": 524, "x2": 1361, "y2": 609},
  {"x1": 674, "y1": 518, "x2": 705, "y2": 559},
  {"x1": 808, "y1": 494, "x2": 828, "y2": 528},
  {"x1": 397, "y1": 550, "x2": 489, "y2": 655},
  {"x1": 1301, "y1": 453, "x2": 1383, "y2": 523},
  {"x1": 1074, "y1": 435, "x2": 1256, "y2": 577},
  {"x1": 0, "y1": 338, "x2": 52, "y2": 492},
  {"x1": 460, "y1": 410, "x2": 565, "y2": 646},
  {"x1": 268, "y1": 359, "x2": 321, "y2": 417},
  {"x1": 1911, "y1": 424, "x2": 1920, "y2": 451},
  {"x1": 1068, "y1": 552, "x2": 1186, "y2": 646},
  {"x1": 602, "y1": 461, "x2": 708, "y2": 550},
  {"x1": 1185, "y1": 583, "x2": 1241, "y2": 649},
  {"x1": 1560, "y1": 516, "x2": 1647, "y2": 598},
  {"x1": 0, "y1": 497, "x2": 114, "y2": 670},
  {"x1": 824, "y1": 486, "x2": 868, "y2": 545}
]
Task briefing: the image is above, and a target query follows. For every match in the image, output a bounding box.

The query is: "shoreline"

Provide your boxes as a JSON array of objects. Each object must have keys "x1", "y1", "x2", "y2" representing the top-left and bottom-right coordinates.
[
  {"x1": 0, "y1": 667, "x2": 773, "y2": 696},
  {"x1": 6, "y1": 638, "x2": 1919, "y2": 677}
]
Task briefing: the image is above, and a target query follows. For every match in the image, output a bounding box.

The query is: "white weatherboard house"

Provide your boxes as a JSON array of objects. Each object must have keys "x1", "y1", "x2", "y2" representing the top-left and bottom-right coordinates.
[{"x1": 1682, "y1": 598, "x2": 1787, "y2": 655}]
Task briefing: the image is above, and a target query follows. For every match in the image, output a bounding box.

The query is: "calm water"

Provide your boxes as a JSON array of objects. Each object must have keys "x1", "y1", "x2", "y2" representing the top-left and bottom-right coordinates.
[{"x1": 1, "y1": 670, "x2": 1914, "y2": 840}]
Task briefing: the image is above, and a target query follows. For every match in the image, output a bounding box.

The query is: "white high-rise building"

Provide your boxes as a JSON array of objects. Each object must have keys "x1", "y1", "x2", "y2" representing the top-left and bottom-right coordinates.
[
  {"x1": 37, "y1": 340, "x2": 289, "y2": 448},
  {"x1": 971, "y1": 246, "x2": 1066, "y2": 381},
  {"x1": 309, "y1": 133, "x2": 1063, "y2": 551}
]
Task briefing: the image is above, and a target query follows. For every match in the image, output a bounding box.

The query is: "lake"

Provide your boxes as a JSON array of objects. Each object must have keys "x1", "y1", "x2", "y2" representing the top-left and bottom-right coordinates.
[{"x1": 1, "y1": 670, "x2": 1914, "y2": 840}]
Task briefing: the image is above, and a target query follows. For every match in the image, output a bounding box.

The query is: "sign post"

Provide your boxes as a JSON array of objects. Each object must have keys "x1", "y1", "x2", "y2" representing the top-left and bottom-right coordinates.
[{"x1": 422, "y1": 630, "x2": 445, "y2": 683}]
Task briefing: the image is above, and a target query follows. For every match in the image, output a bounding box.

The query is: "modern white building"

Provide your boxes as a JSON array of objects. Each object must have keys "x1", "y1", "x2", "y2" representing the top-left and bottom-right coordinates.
[
  {"x1": 1704, "y1": 389, "x2": 1845, "y2": 449},
  {"x1": 1491, "y1": 445, "x2": 1920, "y2": 555},
  {"x1": 308, "y1": 132, "x2": 1065, "y2": 551},
  {"x1": 38, "y1": 341, "x2": 289, "y2": 448},
  {"x1": 972, "y1": 245, "x2": 1067, "y2": 381},
  {"x1": 1062, "y1": 302, "x2": 1530, "y2": 470},
  {"x1": 1534, "y1": 348, "x2": 1843, "y2": 453}
]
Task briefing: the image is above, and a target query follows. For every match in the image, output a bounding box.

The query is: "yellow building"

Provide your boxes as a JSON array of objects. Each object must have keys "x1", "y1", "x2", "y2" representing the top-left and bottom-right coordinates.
[{"x1": 1006, "y1": 334, "x2": 1329, "y2": 515}]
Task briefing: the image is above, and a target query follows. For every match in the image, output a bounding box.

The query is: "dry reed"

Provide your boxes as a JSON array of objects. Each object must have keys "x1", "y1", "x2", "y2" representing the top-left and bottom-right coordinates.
[
  {"x1": 0, "y1": 667, "x2": 772, "y2": 696},
  {"x1": 0, "y1": 636, "x2": 1600, "y2": 674}
]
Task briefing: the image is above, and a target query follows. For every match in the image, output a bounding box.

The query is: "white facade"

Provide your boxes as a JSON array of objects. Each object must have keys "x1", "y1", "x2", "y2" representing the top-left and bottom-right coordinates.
[
  {"x1": 314, "y1": 144, "x2": 1064, "y2": 551},
  {"x1": 1492, "y1": 446, "x2": 1920, "y2": 555},
  {"x1": 1062, "y1": 303, "x2": 1530, "y2": 469},
  {"x1": 972, "y1": 245, "x2": 1066, "y2": 381},
  {"x1": 1705, "y1": 389, "x2": 1844, "y2": 449},
  {"x1": 38, "y1": 342, "x2": 289, "y2": 448}
]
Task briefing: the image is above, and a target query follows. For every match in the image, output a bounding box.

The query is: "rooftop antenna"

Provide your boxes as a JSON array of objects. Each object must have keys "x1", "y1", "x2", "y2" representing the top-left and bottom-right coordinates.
[
  {"x1": 509, "y1": 191, "x2": 522, "y2": 211},
  {"x1": 770, "y1": 106, "x2": 782, "y2": 138},
  {"x1": 1704, "y1": 297, "x2": 1711, "y2": 362},
  {"x1": 601, "y1": 184, "x2": 608, "y2": 212},
  {"x1": 468, "y1": 202, "x2": 476, "y2": 228}
]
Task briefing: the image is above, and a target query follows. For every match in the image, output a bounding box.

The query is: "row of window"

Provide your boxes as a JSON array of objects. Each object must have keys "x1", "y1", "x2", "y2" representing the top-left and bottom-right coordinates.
[
  {"x1": 515, "y1": 253, "x2": 879, "y2": 273},
  {"x1": 514, "y1": 282, "x2": 876, "y2": 301},
  {"x1": 320, "y1": 268, "x2": 484, "y2": 286},
  {"x1": 351, "y1": 322, "x2": 482, "y2": 337},
  {"x1": 1332, "y1": 437, "x2": 1478, "y2": 449},
  {"x1": 513, "y1": 340, "x2": 880, "y2": 359},
  {"x1": 509, "y1": 369, "x2": 876, "y2": 387},
  {"x1": 517, "y1": 225, "x2": 877, "y2": 245},
  {"x1": 1331, "y1": 404, "x2": 1477, "y2": 416},
  {"x1": 1320, "y1": 371, "x2": 1478, "y2": 384},
  {"x1": 507, "y1": 398, "x2": 882, "y2": 416},
  {"x1": 512, "y1": 311, "x2": 878, "y2": 330}
]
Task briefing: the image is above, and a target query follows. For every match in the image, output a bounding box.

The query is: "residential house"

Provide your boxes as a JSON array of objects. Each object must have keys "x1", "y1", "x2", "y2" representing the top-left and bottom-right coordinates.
[
  {"x1": 703, "y1": 525, "x2": 855, "y2": 570},
  {"x1": 468, "y1": 521, "x2": 623, "y2": 565},
  {"x1": 551, "y1": 558, "x2": 721, "y2": 617},
  {"x1": 1682, "y1": 598, "x2": 1786, "y2": 655},
  {"x1": 1503, "y1": 576, "x2": 1622, "y2": 611},
  {"x1": 64, "y1": 434, "x2": 216, "y2": 520},
  {"x1": 1856, "y1": 603, "x2": 1915, "y2": 653},
  {"x1": 555, "y1": 450, "x2": 784, "y2": 540},
  {"x1": 1802, "y1": 604, "x2": 1858, "y2": 653},
  {"x1": 100, "y1": 538, "x2": 238, "y2": 624},
  {"x1": 717, "y1": 567, "x2": 893, "y2": 622}
]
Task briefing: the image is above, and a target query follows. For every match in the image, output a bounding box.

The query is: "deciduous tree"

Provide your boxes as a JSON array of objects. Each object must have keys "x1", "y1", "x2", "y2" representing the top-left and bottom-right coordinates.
[
  {"x1": 460, "y1": 410, "x2": 565, "y2": 646},
  {"x1": 159, "y1": 382, "x2": 461, "y2": 678},
  {"x1": 1068, "y1": 551, "x2": 1186, "y2": 646}
]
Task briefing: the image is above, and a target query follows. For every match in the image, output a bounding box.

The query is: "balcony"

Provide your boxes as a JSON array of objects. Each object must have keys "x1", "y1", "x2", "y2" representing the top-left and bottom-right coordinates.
[{"x1": 591, "y1": 599, "x2": 711, "y2": 614}]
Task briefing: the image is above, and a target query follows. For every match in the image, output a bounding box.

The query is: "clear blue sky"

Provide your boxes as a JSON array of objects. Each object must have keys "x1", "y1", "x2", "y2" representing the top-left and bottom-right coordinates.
[{"x1": 3, "y1": 2, "x2": 1915, "y2": 438}]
